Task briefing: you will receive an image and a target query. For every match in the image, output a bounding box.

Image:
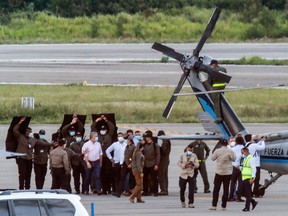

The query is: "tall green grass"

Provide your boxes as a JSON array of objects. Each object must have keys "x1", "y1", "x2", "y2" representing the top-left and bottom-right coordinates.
[
  {"x1": 1, "y1": 6, "x2": 288, "y2": 43},
  {"x1": 0, "y1": 85, "x2": 287, "y2": 124}
]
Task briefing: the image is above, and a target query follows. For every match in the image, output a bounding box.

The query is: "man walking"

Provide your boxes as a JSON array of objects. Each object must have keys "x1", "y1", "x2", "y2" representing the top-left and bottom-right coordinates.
[{"x1": 241, "y1": 147, "x2": 258, "y2": 212}]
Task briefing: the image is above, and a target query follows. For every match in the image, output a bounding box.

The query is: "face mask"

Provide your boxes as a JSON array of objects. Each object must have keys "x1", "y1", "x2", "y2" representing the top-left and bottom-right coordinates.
[
  {"x1": 94, "y1": 137, "x2": 98, "y2": 142},
  {"x1": 100, "y1": 130, "x2": 106, "y2": 135},
  {"x1": 135, "y1": 135, "x2": 141, "y2": 141},
  {"x1": 241, "y1": 154, "x2": 246, "y2": 159},
  {"x1": 118, "y1": 137, "x2": 124, "y2": 142},
  {"x1": 186, "y1": 151, "x2": 192, "y2": 156},
  {"x1": 29, "y1": 132, "x2": 34, "y2": 138},
  {"x1": 76, "y1": 137, "x2": 82, "y2": 142},
  {"x1": 39, "y1": 135, "x2": 45, "y2": 140},
  {"x1": 69, "y1": 131, "x2": 75, "y2": 136}
]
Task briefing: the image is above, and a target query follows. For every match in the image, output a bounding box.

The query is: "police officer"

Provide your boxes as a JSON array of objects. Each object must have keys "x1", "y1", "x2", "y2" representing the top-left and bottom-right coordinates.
[
  {"x1": 157, "y1": 130, "x2": 171, "y2": 196},
  {"x1": 33, "y1": 129, "x2": 50, "y2": 189},
  {"x1": 50, "y1": 138, "x2": 70, "y2": 192},
  {"x1": 241, "y1": 147, "x2": 258, "y2": 212},
  {"x1": 13, "y1": 117, "x2": 52, "y2": 190},
  {"x1": 69, "y1": 132, "x2": 85, "y2": 194},
  {"x1": 62, "y1": 114, "x2": 84, "y2": 147},
  {"x1": 91, "y1": 115, "x2": 115, "y2": 194},
  {"x1": 210, "y1": 59, "x2": 227, "y2": 123}
]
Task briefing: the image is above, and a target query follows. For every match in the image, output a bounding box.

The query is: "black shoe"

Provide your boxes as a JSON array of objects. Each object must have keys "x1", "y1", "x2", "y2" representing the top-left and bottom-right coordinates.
[
  {"x1": 204, "y1": 190, "x2": 211, "y2": 193},
  {"x1": 112, "y1": 192, "x2": 121, "y2": 198},
  {"x1": 242, "y1": 208, "x2": 250, "y2": 212},
  {"x1": 137, "y1": 200, "x2": 145, "y2": 203},
  {"x1": 237, "y1": 199, "x2": 245, "y2": 202},
  {"x1": 75, "y1": 190, "x2": 80, "y2": 194},
  {"x1": 154, "y1": 193, "x2": 158, "y2": 197},
  {"x1": 252, "y1": 201, "x2": 258, "y2": 210},
  {"x1": 142, "y1": 192, "x2": 149, "y2": 196},
  {"x1": 194, "y1": 190, "x2": 197, "y2": 193}
]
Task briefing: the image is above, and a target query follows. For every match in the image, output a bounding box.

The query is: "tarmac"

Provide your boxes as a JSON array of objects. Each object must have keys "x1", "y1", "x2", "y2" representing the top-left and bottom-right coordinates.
[{"x1": 0, "y1": 123, "x2": 287, "y2": 216}]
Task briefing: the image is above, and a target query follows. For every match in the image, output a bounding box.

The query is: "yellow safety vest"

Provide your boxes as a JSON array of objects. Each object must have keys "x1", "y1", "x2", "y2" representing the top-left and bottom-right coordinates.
[{"x1": 241, "y1": 155, "x2": 253, "y2": 180}]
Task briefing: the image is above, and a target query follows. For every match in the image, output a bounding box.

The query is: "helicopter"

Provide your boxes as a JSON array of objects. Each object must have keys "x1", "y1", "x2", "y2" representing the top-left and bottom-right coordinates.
[{"x1": 151, "y1": 7, "x2": 287, "y2": 196}]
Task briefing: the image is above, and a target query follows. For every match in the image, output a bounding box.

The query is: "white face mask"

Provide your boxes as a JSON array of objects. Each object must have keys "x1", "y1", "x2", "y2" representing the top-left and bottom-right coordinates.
[
  {"x1": 76, "y1": 137, "x2": 82, "y2": 142},
  {"x1": 118, "y1": 137, "x2": 124, "y2": 142},
  {"x1": 29, "y1": 132, "x2": 34, "y2": 138},
  {"x1": 39, "y1": 135, "x2": 45, "y2": 140},
  {"x1": 186, "y1": 151, "x2": 192, "y2": 156},
  {"x1": 100, "y1": 130, "x2": 106, "y2": 135}
]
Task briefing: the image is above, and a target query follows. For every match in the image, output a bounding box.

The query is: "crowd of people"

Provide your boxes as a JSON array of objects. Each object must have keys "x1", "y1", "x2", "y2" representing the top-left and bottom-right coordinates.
[
  {"x1": 178, "y1": 134, "x2": 266, "y2": 212},
  {"x1": 12, "y1": 114, "x2": 266, "y2": 211},
  {"x1": 12, "y1": 114, "x2": 171, "y2": 204}
]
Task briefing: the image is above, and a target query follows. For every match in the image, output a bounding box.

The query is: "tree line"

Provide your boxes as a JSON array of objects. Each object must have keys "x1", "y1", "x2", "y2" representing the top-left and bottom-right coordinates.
[{"x1": 1, "y1": 0, "x2": 287, "y2": 18}]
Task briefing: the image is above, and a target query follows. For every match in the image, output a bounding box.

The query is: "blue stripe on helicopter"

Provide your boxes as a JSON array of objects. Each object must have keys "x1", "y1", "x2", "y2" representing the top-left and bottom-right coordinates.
[
  {"x1": 198, "y1": 97, "x2": 230, "y2": 139},
  {"x1": 261, "y1": 156, "x2": 288, "y2": 164}
]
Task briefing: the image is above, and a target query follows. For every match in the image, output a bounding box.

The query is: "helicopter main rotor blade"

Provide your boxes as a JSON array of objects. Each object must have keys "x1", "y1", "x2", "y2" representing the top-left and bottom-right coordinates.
[
  {"x1": 163, "y1": 73, "x2": 187, "y2": 118},
  {"x1": 198, "y1": 64, "x2": 231, "y2": 84},
  {"x1": 152, "y1": 42, "x2": 185, "y2": 62},
  {"x1": 193, "y1": 7, "x2": 222, "y2": 57}
]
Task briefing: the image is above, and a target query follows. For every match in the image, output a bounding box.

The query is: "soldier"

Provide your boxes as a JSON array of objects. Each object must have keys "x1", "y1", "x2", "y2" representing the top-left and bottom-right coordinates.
[
  {"x1": 91, "y1": 115, "x2": 115, "y2": 194},
  {"x1": 33, "y1": 129, "x2": 50, "y2": 189},
  {"x1": 62, "y1": 114, "x2": 84, "y2": 147},
  {"x1": 142, "y1": 130, "x2": 161, "y2": 197},
  {"x1": 13, "y1": 117, "x2": 52, "y2": 190},
  {"x1": 157, "y1": 130, "x2": 171, "y2": 196},
  {"x1": 189, "y1": 139, "x2": 211, "y2": 193},
  {"x1": 69, "y1": 132, "x2": 85, "y2": 194},
  {"x1": 50, "y1": 138, "x2": 70, "y2": 192}
]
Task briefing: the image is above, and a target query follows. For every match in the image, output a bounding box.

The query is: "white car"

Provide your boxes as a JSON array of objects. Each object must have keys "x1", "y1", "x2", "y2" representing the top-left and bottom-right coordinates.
[{"x1": 0, "y1": 189, "x2": 89, "y2": 216}]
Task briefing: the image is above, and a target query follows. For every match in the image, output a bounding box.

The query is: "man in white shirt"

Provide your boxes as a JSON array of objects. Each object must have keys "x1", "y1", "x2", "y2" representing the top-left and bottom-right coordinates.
[
  {"x1": 106, "y1": 132, "x2": 127, "y2": 192},
  {"x1": 245, "y1": 134, "x2": 266, "y2": 197},
  {"x1": 82, "y1": 131, "x2": 103, "y2": 195}
]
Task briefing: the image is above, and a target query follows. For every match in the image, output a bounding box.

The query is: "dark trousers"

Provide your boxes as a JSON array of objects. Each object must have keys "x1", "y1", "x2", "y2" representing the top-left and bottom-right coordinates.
[
  {"x1": 179, "y1": 176, "x2": 195, "y2": 204},
  {"x1": 100, "y1": 157, "x2": 113, "y2": 193},
  {"x1": 243, "y1": 179, "x2": 256, "y2": 209},
  {"x1": 84, "y1": 160, "x2": 101, "y2": 193},
  {"x1": 117, "y1": 163, "x2": 134, "y2": 195},
  {"x1": 212, "y1": 174, "x2": 231, "y2": 208},
  {"x1": 158, "y1": 161, "x2": 169, "y2": 193},
  {"x1": 71, "y1": 164, "x2": 85, "y2": 193},
  {"x1": 34, "y1": 163, "x2": 47, "y2": 189},
  {"x1": 112, "y1": 163, "x2": 122, "y2": 192},
  {"x1": 143, "y1": 166, "x2": 158, "y2": 194},
  {"x1": 16, "y1": 158, "x2": 32, "y2": 190},
  {"x1": 253, "y1": 167, "x2": 261, "y2": 196},
  {"x1": 229, "y1": 166, "x2": 243, "y2": 199},
  {"x1": 51, "y1": 167, "x2": 68, "y2": 191},
  {"x1": 194, "y1": 162, "x2": 210, "y2": 191}
]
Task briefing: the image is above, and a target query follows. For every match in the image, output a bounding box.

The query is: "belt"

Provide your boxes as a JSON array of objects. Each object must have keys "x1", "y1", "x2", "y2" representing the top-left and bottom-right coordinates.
[{"x1": 89, "y1": 159, "x2": 99, "y2": 163}]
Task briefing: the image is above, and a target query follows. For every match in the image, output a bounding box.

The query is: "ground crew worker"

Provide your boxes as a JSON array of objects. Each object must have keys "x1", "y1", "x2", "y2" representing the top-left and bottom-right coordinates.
[
  {"x1": 189, "y1": 139, "x2": 210, "y2": 193},
  {"x1": 210, "y1": 59, "x2": 227, "y2": 123},
  {"x1": 241, "y1": 147, "x2": 258, "y2": 212}
]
